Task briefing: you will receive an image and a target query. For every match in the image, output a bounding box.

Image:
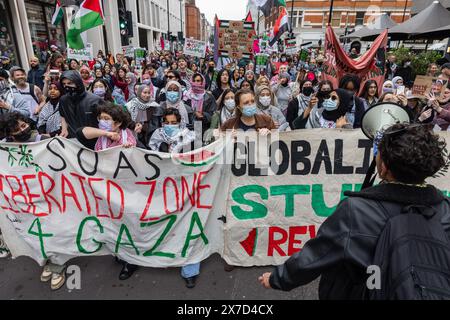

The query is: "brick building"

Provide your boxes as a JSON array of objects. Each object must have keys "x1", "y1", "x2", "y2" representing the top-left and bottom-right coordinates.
[
  {"x1": 260, "y1": 0, "x2": 413, "y2": 46},
  {"x1": 185, "y1": 0, "x2": 201, "y2": 40}
]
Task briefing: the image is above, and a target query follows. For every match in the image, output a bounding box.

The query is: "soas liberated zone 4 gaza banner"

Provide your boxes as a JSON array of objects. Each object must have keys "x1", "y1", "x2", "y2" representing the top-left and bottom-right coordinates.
[
  {"x1": 1, "y1": 131, "x2": 450, "y2": 267},
  {"x1": 0, "y1": 138, "x2": 226, "y2": 267}
]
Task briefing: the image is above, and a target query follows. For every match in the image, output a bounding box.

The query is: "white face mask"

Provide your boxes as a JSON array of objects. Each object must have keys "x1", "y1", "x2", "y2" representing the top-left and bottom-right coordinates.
[
  {"x1": 224, "y1": 98, "x2": 235, "y2": 111},
  {"x1": 259, "y1": 96, "x2": 271, "y2": 107}
]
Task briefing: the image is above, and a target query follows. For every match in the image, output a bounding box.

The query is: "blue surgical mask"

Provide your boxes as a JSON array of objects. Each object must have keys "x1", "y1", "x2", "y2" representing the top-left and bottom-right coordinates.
[
  {"x1": 224, "y1": 99, "x2": 235, "y2": 111},
  {"x1": 162, "y1": 62, "x2": 167, "y2": 67},
  {"x1": 163, "y1": 124, "x2": 180, "y2": 137},
  {"x1": 99, "y1": 119, "x2": 113, "y2": 132},
  {"x1": 323, "y1": 98, "x2": 338, "y2": 111},
  {"x1": 242, "y1": 104, "x2": 258, "y2": 117},
  {"x1": 93, "y1": 87, "x2": 106, "y2": 97},
  {"x1": 167, "y1": 91, "x2": 180, "y2": 103},
  {"x1": 143, "y1": 79, "x2": 152, "y2": 85}
]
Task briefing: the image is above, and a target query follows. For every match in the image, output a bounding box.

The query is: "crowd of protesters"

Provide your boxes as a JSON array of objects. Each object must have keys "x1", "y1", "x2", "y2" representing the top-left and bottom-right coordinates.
[{"x1": 1, "y1": 43, "x2": 450, "y2": 292}]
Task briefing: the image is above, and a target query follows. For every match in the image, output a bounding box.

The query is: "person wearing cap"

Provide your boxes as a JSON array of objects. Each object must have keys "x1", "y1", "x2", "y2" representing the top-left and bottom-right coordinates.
[
  {"x1": 10, "y1": 66, "x2": 46, "y2": 123},
  {"x1": 1, "y1": 56, "x2": 12, "y2": 71},
  {"x1": 0, "y1": 69, "x2": 30, "y2": 121},
  {"x1": 405, "y1": 90, "x2": 426, "y2": 121},
  {"x1": 271, "y1": 71, "x2": 293, "y2": 117},
  {"x1": 27, "y1": 56, "x2": 45, "y2": 90}
]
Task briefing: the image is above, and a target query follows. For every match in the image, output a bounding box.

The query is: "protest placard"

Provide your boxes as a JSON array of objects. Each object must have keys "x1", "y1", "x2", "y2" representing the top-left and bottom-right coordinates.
[
  {"x1": 134, "y1": 48, "x2": 147, "y2": 66},
  {"x1": 122, "y1": 46, "x2": 135, "y2": 58},
  {"x1": 218, "y1": 20, "x2": 255, "y2": 59},
  {"x1": 67, "y1": 43, "x2": 93, "y2": 61},
  {"x1": 412, "y1": 76, "x2": 449, "y2": 98},
  {"x1": 183, "y1": 38, "x2": 207, "y2": 58}
]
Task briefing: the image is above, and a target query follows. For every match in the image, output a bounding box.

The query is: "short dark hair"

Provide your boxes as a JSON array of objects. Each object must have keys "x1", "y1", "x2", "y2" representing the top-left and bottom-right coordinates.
[
  {"x1": 379, "y1": 124, "x2": 448, "y2": 184},
  {"x1": 2, "y1": 112, "x2": 31, "y2": 137},
  {"x1": 163, "y1": 108, "x2": 182, "y2": 123},
  {"x1": 339, "y1": 74, "x2": 361, "y2": 92},
  {"x1": 96, "y1": 101, "x2": 131, "y2": 130}
]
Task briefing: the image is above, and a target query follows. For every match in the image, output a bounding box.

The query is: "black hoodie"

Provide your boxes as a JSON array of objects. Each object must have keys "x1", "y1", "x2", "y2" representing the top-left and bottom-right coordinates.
[{"x1": 59, "y1": 70, "x2": 102, "y2": 150}]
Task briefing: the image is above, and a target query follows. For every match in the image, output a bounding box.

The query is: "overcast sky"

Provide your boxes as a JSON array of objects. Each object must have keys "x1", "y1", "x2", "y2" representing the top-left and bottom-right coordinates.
[{"x1": 195, "y1": 0, "x2": 248, "y2": 24}]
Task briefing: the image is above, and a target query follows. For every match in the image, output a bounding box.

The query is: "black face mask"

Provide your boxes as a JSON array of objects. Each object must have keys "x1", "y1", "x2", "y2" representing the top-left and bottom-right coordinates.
[
  {"x1": 302, "y1": 87, "x2": 314, "y2": 97},
  {"x1": 64, "y1": 86, "x2": 78, "y2": 96},
  {"x1": 281, "y1": 81, "x2": 289, "y2": 87},
  {"x1": 12, "y1": 127, "x2": 32, "y2": 142}
]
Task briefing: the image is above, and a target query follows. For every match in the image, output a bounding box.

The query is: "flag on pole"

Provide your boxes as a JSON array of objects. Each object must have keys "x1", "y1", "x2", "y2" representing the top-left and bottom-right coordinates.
[
  {"x1": 67, "y1": 0, "x2": 104, "y2": 49},
  {"x1": 253, "y1": 0, "x2": 286, "y2": 18},
  {"x1": 269, "y1": 6, "x2": 291, "y2": 46},
  {"x1": 245, "y1": 11, "x2": 253, "y2": 22},
  {"x1": 51, "y1": 0, "x2": 64, "y2": 26},
  {"x1": 213, "y1": 15, "x2": 219, "y2": 64}
]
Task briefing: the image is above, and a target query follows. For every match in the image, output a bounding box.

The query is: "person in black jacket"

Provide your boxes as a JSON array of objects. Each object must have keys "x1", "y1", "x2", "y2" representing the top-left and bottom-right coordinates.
[
  {"x1": 259, "y1": 123, "x2": 450, "y2": 300},
  {"x1": 394, "y1": 58, "x2": 415, "y2": 88},
  {"x1": 339, "y1": 74, "x2": 366, "y2": 128},
  {"x1": 27, "y1": 56, "x2": 45, "y2": 90},
  {"x1": 59, "y1": 70, "x2": 102, "y2": 150}
]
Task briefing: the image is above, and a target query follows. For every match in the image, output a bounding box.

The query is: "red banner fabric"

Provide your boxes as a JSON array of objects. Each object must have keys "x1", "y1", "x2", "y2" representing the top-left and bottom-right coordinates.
[{"x1": 323, "y1": 26, "x2": 388, "y2": 96}]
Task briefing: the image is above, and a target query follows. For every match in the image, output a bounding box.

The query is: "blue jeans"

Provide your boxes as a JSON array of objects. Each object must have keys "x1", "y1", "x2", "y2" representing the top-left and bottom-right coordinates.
[{"x1": 181, "y1": 263, "x2": 200, "y2": 279}]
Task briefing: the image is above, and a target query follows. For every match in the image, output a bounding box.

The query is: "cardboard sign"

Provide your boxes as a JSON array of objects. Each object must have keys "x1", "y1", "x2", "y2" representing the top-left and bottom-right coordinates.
[
  {"x1": 412, "y1": 76, "x2": 448, "y2": 98},
  {"x1": 183, "y1": 38, "x2": 207, "y2": 58},
  {"x1": 218, "y1": 20, "x2": 255, "y2": 59},
  {"x1": 67, "y1": 43, "x2": 93, "y2": 61}
]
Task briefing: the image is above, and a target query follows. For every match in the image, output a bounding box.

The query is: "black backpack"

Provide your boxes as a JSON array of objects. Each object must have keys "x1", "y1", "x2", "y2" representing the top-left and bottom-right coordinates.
[{"x1": 368, "y1": 201, "x2": 450, "y2": 300}]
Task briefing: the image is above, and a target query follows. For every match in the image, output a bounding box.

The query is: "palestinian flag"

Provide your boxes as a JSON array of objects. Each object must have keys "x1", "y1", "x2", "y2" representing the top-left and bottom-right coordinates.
[
  {"x1": 254, "y1": 0, "x2": 286, "y2": 17},
  {"x1": 51, "y1": 0, "x2": 63, "y2": 26},
  {"x1": 67, "y1": 0, "x2": 104, "y2": 49},
  {"x1": 245, "y1": 11, "x2": 253, "y2": 22},
  {"x1": 269, "y1": 6, "x2": 291, "y2": 46}
]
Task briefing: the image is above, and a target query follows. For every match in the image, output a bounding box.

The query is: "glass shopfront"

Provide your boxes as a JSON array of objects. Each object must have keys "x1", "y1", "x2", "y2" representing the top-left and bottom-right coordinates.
[
  {"x1": 25, "y1": 0, "x2": 66, "y2": 63},
  {"x1": 0, "y1": 0, "x2": 20, "y2": 66}
]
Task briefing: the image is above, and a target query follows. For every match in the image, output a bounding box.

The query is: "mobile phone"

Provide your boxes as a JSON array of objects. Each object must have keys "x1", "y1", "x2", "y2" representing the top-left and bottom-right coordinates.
[
  {"x1": 396, "y1": 86, "x2": 405, "y2": 95},
  {"x1": 50, "y1": 69, "x2": 60, "y2": 76}
]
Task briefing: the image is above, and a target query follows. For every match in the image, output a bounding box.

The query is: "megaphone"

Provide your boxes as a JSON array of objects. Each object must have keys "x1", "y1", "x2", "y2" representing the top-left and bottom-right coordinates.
[
  {"x1": 361, "y1": 102, "x2": 411, "y2": 140},
  {"x1": 360, "y1": 102, "x2": 411, "y2": 190}
]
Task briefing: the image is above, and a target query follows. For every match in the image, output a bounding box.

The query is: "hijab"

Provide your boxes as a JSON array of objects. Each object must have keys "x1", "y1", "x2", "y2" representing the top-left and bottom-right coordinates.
[
  {"x1": 186, "y1": 74, "x2": 206, "y2": 112},
  {"x1": 127, "y1": 72, "x2": 137, "y2": 100}
]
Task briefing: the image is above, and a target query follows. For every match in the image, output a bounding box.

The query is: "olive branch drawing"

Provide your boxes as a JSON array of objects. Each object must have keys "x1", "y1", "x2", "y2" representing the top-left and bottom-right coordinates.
[{"x1": 0, "y1": 144, "x2": 42, "y2": 172}]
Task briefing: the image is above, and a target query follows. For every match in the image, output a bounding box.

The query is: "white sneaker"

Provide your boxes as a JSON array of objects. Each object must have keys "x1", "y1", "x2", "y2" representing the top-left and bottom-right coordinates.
[
  {"x1": 40, "y1": 265, "x2": 52, "y2": 282},
  {"x1": 0, "y1": 235, "x2": 10, "y2": 258},
  {"x1": 51, "y1": 272, "x2": 66, "y2": 291}
]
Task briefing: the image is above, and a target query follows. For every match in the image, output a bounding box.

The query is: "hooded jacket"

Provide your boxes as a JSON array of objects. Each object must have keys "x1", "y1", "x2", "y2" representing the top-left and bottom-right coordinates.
[
  {"x1": 269, "y1": 183, "x2": 450, "y2": 300},
  {"x1": 59, "y1": 70, "x2": 102, "y2": 149}
]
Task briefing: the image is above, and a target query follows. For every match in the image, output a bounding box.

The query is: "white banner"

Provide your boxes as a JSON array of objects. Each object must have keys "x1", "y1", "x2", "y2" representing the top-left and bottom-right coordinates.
[
  {"x1": 67, "y1": 43, "x2": 93, "y2": 61},
  {"x1": 1, "y1": 131, "x2": 450, "y2": 267},
  {"x1": 183, "y1": 38, "x2": 207, "y2": 58},
  {"x1": 0, "y1": 138, "x2": 226, "y2": 267}
]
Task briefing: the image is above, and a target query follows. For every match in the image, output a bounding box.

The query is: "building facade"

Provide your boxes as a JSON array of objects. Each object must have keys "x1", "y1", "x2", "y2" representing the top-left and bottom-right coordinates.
[
  {"x1": 258, "y1": 0, "x2": 413, "y2": 46},
  {"x1": 2, "y1": 0, "x2": 186, "y2": 70}
]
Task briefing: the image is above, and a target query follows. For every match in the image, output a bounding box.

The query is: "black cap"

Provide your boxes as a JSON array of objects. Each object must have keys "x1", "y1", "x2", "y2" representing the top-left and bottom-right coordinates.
[
  {"x1": 442, "y1": 62, "x2": 450, "y2": 70},
  {"x1": 0, "y1": 69, "x2": 9, "y2": 79}
]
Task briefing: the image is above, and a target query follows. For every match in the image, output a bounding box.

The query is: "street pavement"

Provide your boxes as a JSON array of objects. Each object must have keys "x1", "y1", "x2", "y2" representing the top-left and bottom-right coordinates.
[{"x1": 0, "y1": 253, "x2": 318, "y2": 300}]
